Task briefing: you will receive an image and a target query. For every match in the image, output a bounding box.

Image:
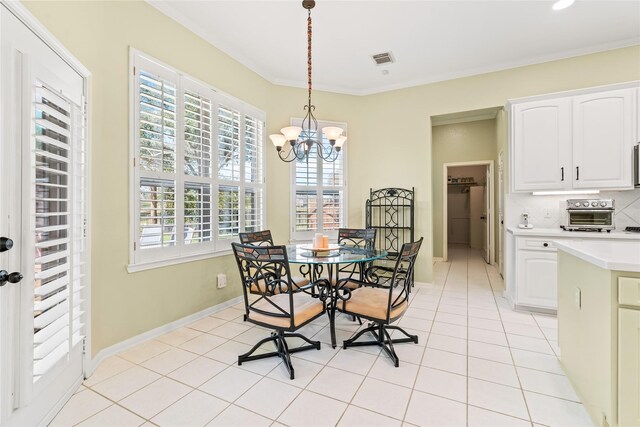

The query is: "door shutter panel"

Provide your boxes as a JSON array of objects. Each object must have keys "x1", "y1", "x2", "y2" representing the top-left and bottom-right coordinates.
[{"x1": 32, "y1": 82, "x2": 87, "y2": 382}]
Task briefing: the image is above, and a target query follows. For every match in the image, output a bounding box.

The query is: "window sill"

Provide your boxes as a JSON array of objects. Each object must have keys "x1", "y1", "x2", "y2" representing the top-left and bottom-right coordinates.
[{"x1": 127, "y1": 249, "x2": 233, "y2": 273}]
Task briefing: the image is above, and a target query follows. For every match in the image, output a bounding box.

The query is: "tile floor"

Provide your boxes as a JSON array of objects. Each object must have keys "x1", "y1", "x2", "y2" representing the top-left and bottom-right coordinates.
[{"x1": 51, "y1": 245, "x2": 594, "y2": 426}]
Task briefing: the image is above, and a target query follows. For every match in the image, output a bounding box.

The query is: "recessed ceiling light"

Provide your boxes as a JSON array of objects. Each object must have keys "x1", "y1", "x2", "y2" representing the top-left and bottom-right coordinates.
[{"x1": 552, "y1": 0, "x2": 575, "y2": 11}]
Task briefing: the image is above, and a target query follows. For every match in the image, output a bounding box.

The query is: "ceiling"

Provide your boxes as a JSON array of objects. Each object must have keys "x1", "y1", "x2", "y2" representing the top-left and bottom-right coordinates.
[{"x1": 149, "y1": 1, "x2": 640, "y2": 96}]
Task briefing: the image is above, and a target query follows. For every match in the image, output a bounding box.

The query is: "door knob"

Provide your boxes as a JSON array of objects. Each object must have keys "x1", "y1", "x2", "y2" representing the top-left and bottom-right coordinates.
[
  {"x1": 0, "y1": 270, "x2": 23, "y2": 287},
  {"x1": 0, "y1": 237, "x2": 13, "y2": 252}
]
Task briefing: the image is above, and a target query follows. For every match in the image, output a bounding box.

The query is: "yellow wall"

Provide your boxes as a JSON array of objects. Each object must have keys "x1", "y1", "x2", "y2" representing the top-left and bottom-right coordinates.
[
  {"x1": 431, "y1": 119, "x2": 498, "y2": 258},
  {"x1": 346, "y1": 46, "x2": 640, "y2": 282},
  {"x1": 20, "y1": 0, "x2": 272, "y2": 355},
  {"x1": 23, "y1": 0, "x2": 640, "y2": 354}
]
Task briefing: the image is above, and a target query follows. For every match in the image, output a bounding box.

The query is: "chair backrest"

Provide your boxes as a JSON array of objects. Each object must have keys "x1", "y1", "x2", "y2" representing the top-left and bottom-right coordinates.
[
  {"x1": 385, "y1": 237, "x2": 423, "y2": 320},
  {"x1": 338, "y1": 228, "x2": 376, "y2": 249},
  {"x1": 231, "y1": 242, "x2": 296, "y2": 328},
  {"x1": 337, "y1": 228, "x2": 377, "y2": 281},
  {"x1": 239, "y1": 230, "x2": 274, "y2": 246}
]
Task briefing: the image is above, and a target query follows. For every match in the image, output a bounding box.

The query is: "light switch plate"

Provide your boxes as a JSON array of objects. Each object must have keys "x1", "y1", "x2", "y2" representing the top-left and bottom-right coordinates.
[{"x1": 575, "y1": 287, "x2": 582, "y2": 309}]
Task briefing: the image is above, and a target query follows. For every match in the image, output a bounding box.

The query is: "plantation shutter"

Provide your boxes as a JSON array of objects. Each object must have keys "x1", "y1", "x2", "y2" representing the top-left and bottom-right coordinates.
[
  {"x1": 291, "y1": 121, "x2": 346, "y2": 240},
  {"x1": 131, "y1": 52, "x2": 267, "y2": 266},
  {"x1": 243, "y1": 113, "x2": 264, "y2": 233},
  {"x1": 32, "y1": 82, "x2": 87, "y2": 382},
  {"x1": 217, "y1": 101, "x2": 241, "y2": 240},
  {"x1": 135, "y1": 60, "x2": 179, "y2": 262},
  {"x1": 183, "y1": 84, "x2": 214, "y2": 248}
]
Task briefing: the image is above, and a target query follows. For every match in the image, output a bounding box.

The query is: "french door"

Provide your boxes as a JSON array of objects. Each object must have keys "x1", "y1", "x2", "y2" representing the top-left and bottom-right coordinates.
[{"x1": 0, "y1": 4, "x2": 90, "y2": 426}]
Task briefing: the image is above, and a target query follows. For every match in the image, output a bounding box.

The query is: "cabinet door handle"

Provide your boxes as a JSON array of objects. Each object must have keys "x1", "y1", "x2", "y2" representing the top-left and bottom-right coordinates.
[
  {"x1": 576, "y1": 166, "x2": 580, "y2": 180},
  {"x1": 561, "y1": 167, "x2": 564, "y2": 181}
]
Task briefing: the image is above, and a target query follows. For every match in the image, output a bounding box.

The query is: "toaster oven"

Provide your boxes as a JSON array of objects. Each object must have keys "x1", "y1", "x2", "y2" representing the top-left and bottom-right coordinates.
[{"x1": 561, "y1": 199, "x2": 615, "y2": 232}]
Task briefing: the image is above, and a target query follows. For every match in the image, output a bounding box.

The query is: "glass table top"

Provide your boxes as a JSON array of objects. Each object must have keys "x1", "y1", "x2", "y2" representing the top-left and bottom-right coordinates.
[{"x1": 285, "y1": 244, "x2": 388, "y2": 265}]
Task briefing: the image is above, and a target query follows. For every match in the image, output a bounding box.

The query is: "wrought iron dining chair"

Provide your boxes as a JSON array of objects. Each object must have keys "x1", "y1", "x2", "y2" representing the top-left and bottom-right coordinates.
[
  {"x1": 239, "y1": 229, "x2": 310, "y2": 295},
  {"x1": 232, "y1": 243, "x2": 328, "y2": 380},
  {"x1": 334, "y1": 228, "x2": 376, "y2": 324},
  {"x1": 335, "y1": 228, "x2": 377, "y2": 287},
  {"x1": 335, "y1": 238, "x2": 423, "y2": 367}
]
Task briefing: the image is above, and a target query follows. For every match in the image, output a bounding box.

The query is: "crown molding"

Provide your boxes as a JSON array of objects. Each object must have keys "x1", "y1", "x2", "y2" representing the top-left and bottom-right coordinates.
[{"x1": 147, "y1": 0, "x2": 277, "y2": 85}]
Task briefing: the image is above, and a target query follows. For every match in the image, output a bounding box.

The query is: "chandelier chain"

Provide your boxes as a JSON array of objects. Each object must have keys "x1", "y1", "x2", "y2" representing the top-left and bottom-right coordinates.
[{"x1": 307, "y1": 9, "x2": 312, "y2": 104}]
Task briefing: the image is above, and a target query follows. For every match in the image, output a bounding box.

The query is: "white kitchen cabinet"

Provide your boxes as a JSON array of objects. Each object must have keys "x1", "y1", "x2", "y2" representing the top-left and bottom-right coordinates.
[
  {"x1": 618, "y1": 306, "x2": 640, "y2": 427},
  {"x1": 509, "y1": 83, "x2": 638, "y2": 193},
  {"x1": 512, "y1": 99, "x2": 571, "y2": 192},
  {"x1": 516, "y1": 249, "x2": 558, "y2": 309},
  {"x1": 573, "y1": 88, "x2": 635, "y2": 189}
]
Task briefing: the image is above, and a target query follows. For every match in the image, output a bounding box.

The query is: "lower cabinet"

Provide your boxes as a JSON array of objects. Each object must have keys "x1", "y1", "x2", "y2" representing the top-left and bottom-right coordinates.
[
  {"x1": 516, "y1": 250, "x2": 558, "y2": 309},
  {"x1": 619, "y1": 307, "x2": 640, "y2": 427}
]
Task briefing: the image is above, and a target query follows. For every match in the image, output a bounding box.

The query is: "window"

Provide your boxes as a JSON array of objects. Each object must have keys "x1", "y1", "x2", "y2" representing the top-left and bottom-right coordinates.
[
  {"x1": 291, "y1": 120, "x2": 347, "y2": 241},
  {"x1": 131, "y1": 51, "x2": 266, "y2": 270}
]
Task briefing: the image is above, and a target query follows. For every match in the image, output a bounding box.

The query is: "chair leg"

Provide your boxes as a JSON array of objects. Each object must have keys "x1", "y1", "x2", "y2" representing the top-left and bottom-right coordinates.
[
  {"x1": 342, "y1": 322, "x2": 417, "y2": 367},
  {"x1": 380, "y1": 325, "x2": 399, "y2": 367},
  {"x1": 285, "y1": 332, "x2": 322, "y2": 350},
  {"x1": 276, "y1": 334, "x2": 295, "y2": 380},
  {"x1": 238, "y1": 334, "x2": 278, "y2": 365},
  {"x1": 385, "y1": 325, "x2": 419, "y2": 344},
  {"x1": 237, "y1": 330, "x2": 321, "y2": 380}
]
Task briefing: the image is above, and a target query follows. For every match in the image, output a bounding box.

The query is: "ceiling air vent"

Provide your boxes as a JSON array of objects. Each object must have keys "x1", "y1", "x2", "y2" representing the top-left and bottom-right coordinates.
[{"x1": 371, "y1": 52, "x2": 394, "y2": 66}]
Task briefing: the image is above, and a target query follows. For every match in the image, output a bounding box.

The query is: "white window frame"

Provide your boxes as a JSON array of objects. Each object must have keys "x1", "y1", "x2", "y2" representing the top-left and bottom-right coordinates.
[
  {"x1": 128, "y1": 49, "x2": 267, "y2": 272},
  {"x1": 290, "y1": 119, "x2": 348, "y2": 242}
]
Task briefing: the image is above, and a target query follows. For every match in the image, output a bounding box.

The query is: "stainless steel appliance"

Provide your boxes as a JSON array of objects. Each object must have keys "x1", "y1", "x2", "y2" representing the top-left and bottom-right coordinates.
[
  {"x1": 561, "y1": 199, "x2": 615, "y2": 232},
  {"x1": 634, "y1": 145, "x2": 640, "y2": 187}
]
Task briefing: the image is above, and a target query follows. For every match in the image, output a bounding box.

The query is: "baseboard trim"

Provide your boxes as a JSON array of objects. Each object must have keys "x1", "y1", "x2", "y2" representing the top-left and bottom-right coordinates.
[
  {"x1": 414, "y1": 281, "x2": 434, "y2": 287},
  {"x1": 432, "y1": 257, "x2": 444, "y2": 262},
  {"x1": 86, "y1": 295, "x2": 243, "y2": 377}
]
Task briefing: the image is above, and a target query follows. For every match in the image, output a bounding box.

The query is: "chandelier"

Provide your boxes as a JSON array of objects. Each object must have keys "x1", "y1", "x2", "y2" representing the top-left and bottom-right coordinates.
[{"x1": 269, "y1": 0, "x2": 346, "y2": 163}]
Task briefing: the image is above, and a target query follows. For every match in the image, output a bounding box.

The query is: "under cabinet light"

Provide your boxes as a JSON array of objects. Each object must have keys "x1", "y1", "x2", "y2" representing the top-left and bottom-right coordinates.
[
  {"x1": 552, "y1": 0, "x2": 575, "y2": 11},
  {"x1": 532, "y1": 190, "x2": 600, "y2": 196}
]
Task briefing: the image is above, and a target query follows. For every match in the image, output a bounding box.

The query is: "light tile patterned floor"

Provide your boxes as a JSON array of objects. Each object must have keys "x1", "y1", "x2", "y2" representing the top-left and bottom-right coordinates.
[{"x1": 51, "y1": 245, "x2": 594, "y2": 426}]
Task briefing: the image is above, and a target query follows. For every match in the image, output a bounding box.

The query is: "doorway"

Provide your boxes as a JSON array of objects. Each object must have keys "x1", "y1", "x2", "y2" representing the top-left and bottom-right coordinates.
[
  {"x1": 498, "y1": 151, "x2": 505, "y2": 276},
  {"x1": 442, "y1": 161, "x2": 495, "y2": 264},
  {"x1": 0, "y1": 4, "x2": 91, "y2": 426}
]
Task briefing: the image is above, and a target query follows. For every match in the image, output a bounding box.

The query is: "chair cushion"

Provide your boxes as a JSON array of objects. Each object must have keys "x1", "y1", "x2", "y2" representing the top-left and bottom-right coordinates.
[
  {"x1": 338, "y1": 287, "x2": 407, "y2": 321},
  {"x1": 248, "y1": 293, "x2": 324, "y2": 328}
]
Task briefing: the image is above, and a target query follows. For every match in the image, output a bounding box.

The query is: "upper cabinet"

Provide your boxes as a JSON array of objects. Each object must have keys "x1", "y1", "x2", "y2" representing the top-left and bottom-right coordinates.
[
  {"x1": 512, "y1": 99, "x2": 571, "y2": 191},
  {"x1": 510, "y1": 84, "x2": 638, "y2": 193},
  {"x1": 573, "y1": 89, "x2": 635, "y2": 189}
]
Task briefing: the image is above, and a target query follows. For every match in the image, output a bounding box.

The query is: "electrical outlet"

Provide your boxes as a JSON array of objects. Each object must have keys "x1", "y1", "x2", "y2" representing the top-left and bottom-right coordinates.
[
  {"x1": 217, "y1": 273, "x2": 227, "y2": 289},
  {"x1": 575, "y1": 287, "x2": 582, "y2": 309},
  {"x1": 543, "y1": 208, "x2": 553, "y2": 219}
]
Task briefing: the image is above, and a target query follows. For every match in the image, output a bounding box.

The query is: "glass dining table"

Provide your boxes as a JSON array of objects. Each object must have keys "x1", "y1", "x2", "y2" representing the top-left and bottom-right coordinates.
[{"x1": 285, "y1": 244, "x2": 388, "y2": 348}]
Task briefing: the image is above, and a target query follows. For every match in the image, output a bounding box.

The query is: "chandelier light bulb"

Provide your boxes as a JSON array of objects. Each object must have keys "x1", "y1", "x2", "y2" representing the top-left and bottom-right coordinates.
[
  {"x1": 322, "y1": 126, "x2": 344, "y2": 143},
  {"x1": 269, "y1": 134, "x2": 287, "y2": 150},
  {"x1": 552, "y1": 0, "x2": 575, "y2": 10},
  {"x1": 335, "y1": 135, "x2": 347, "y2": 149},
  {"x1": 281, "y1": 126, "x2": 302, "y2": 142}
]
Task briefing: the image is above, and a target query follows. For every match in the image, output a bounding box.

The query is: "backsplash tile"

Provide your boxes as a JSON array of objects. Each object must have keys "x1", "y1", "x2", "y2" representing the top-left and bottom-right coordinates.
[{"x1": 506, "y1": 188, "x2": 640, "y2": 230}]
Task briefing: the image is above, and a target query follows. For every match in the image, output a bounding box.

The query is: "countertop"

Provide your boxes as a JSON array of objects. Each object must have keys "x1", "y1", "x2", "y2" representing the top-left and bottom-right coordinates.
[
  {"x1": 507, "y1": 227, "x2": 640, "y2": 240},
  {"x1": 555, "y1": 240, "x2": 640, "y2": 272}
]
